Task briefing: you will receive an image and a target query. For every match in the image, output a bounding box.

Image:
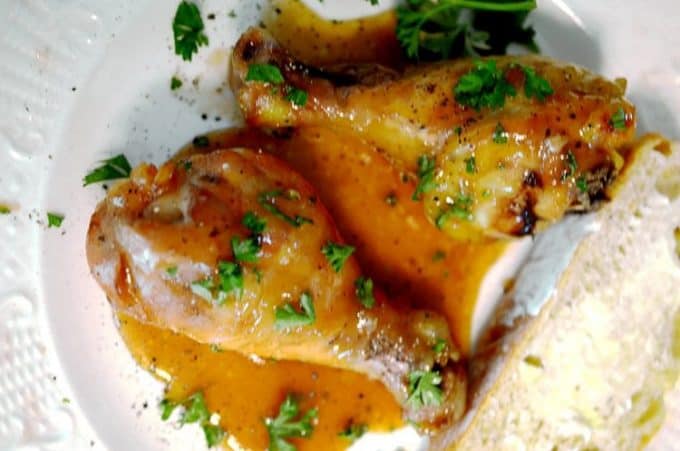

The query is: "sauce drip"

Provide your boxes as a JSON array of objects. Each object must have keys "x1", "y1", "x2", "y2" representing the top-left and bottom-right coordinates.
[{"x1": 118, "y1": 314, "x2": 402, "y2": 450}]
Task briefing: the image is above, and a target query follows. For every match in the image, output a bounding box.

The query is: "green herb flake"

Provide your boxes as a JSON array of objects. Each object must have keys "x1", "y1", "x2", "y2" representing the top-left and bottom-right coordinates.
[
  {"x1": 432, "y1": 250, "x2": 446, "y2": 262},
  {"x1": 231, "y1": 236, "x2": 261, "y2": 263},
  {"x1": 407, "y1": 370, "x2": 443, "y2": 409},
  {"x1": 339, "y1": 422, "x2": 368, "y2": 442},
  {"x1": 285, "y1": 87, "x2": 308, "y2": 107},
  {"x1": 243, "y1": 211, "x2": 266, "y2": 234},
  {"x1": 160, "y1": 399, "x2": 178, "y2": 421},
  {"x1": 210, "y1": 344, "x2": 223, "y2": 353},
  {"x1": 436, "y1": 194, "x2": 474, "y2": 228},
  {"x1": 172, "y1": 1, "x2": 209, "y2": 61},
  {"x1": 464, "y1": 155, "x2": 477, "y2": 174},
  {"x1": 47, "y1": 212, "x2": 64, "y2": 228},
  {"x1": 493, "y1": 122, "x2": 508, "y2": 144},
  {"x1": 563, "y1": 151, "x2": 578, "y2": 180},
  {"x1": 190, "y1": 261, "x2": 243, "y2": 305},
  {"x1": 521, "y1": 65, "x2": 553, "y2": 102},
  {"x1": 171, "y1": 76, "x2": 183, "y2": 90},
  {"x1": 202, "y1": 423, "x2": 225, "y2": 448},
  {"x1": 275, "y1": 292, "x2": 316, "y2": 329},
  {"x1": 576, "y1": 176, "x2": 588, "y2": 193},
  {"x1": 0, "y1": 205, "x2": 10, "y2": 214},
  {"x1": 166, "y1": 266, "x2": 178, "y2": 277},
  {"x1": 433, "y1": 338, "x2": 447, "y2": 354},
  {"x1": 412, "y1": 154, "x2": 436, "y2": 201},
  {"x1": 454, "y1": 60, "x2": 517, "y2": 111},
  {"x1": 385, "y1": 192, "x2": 398, "y2": 206},
  {"x1": 322, "y1": 242, "x2": 355, "y2": 272},
  {"x1": 454, "y1": 126, "x2": 463, "y2": 136},
  {"x1": 258, "y1": 190, "x2": 313, "y2": 228},
  {"x1": 83, "y1": 154, "x2": 132, "y2": 186},
  {"x1": 354, "y1": 277, "x2": 375, "y2": 309},
  {"x1": 161, "y1": 392, "x2": 224, "y2": 448},
  {"x1": 610, "y1": 107, "x2": 627, "y2": 130},
  {"x1": 228, "y1": 9, "x2": 237, "y2": 18},
  {"x1": 265, "y1": 394, "x2": 318, "y2": 451},
  {"x1": 246, "y1": 63, "x2": 285, "y2": 84}
]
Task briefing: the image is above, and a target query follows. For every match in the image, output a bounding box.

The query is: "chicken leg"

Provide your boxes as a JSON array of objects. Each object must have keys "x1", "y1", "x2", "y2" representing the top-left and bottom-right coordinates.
[
  {"x1": 87, "y1": 148, "x2": 465, "y2": 425},
  {"x1": 230, "y1": 28, "x2": 637, "y2": 240}
]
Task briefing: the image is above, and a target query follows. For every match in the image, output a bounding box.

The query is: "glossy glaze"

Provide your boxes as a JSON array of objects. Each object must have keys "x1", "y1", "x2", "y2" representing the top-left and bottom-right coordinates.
[{"x1": 230, "y1": 28, "x2": 636, "y2": 240}]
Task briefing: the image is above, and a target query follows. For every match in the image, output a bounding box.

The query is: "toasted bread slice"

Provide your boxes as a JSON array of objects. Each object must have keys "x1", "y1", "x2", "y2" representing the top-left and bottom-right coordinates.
[{"x1": 435, "y1": 135, "x2": 680, "y2": 450}]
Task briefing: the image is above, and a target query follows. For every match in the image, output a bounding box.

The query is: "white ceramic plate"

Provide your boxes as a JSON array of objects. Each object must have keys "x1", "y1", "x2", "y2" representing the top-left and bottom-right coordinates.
[{"x1": 1, "y1": 0, "x2": 679, "y2": 449}]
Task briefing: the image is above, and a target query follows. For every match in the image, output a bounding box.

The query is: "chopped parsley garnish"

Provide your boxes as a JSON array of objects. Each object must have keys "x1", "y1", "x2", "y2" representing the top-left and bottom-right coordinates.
[
  {"x1": 395, "y1": 0, "x2": 538, "y2": 60},
  {"x1": 433, "y1": 338, "x2": 447, "y2": 354},
  {"x1": 464, "y1": 156, "x2": 476, "y2": 174},
  {"x1": 192, "y1": 135, "x2": 210, "y2": 147},
  {"x1": 166, "y1": 266, "x2": 178, "y2": 277},
  {"x1": 610, "y1": 107, "x2": 627, "y2": 130},
  {"x1": 47, "y1": 212, "x2": 64, "y2": 228},
  {"x1": 172, "y1": 1, "x2": 209, "y2": 61},
  {"x1": 210, "y1": 344, "x2": 223, "y2": 353},
  {"x1": 432, "y1": 250, "x2": 446, "y2": 262},
  {"x1": 83, "y1": 154, "x2": 132, "y2": 186},
  {"x1": 171, "y1": 76, "x2": 183, "y2": 90},
  {"x1": 493, "y1": 122, "x2": 508, "y2": 144},
  {"x1": 407, "y1": 370, "x2": 443, "y2": 409},
  {"x1": 243, "y1": 211, "x2": 266, "y2": 234},
  {"x1": 338, "y1": 422, "x2": 367, "y2": 442},
  {"x1": 275, "y1": 292, "x2": 316, "y2": 329},
  {"x1": 412, "y1": 154, "x2": 436, "y2": 200},
  {"x1": 160, "y1": 392, "x2": 224, "y2": 448},
  {"x1": 258, "y1": 190, "x2": 313, "y2": 228},
  {"x1": 454, "y1": 126, "x2": 463, "y2": 136},
  {"x1": 191, "y1": 261, "x2": 243, "y2": 305},
  {"x1": 436, "y1": 194, "x2": 474, "y2": 227},
  {"x1": 322, "y1": 242, "x2": 355, "y2": 272},
  {"x1": 246, "y1": 64, "x2": 285, "y2": 84},
  {"x1": 385, "y1": 192, "x2": 398, "y2": 206},
  {"x1": 454, "y1": 60, "x2": 516, "y2": 111},
  {"x1": 576, "y1": 176, "x2": 588, "y2": 193},
  {"x1": 521, "y1": 65, "x2": 554, "y2": 102},
  {"x1": 563, "y1": 151, "x2": 578, "y2": 180},
  {"x1": 285, "y1": 87, "x2": 308, "y2": 107},
  {"x1": 0, "y1": 205, "x2": 10, "y2": 214},
  {"x1": 365, "y1": 0, "x2": 379, "y2": 5},
  {"x1": 354, "y1": 277, "x2": 375, "y2": 308},
  {"x1": 231, "y1": 236, "x2": 260, "y2": 263},
  {"x1": 265, "y1": 394, "x2": 318, "y2": 451}
]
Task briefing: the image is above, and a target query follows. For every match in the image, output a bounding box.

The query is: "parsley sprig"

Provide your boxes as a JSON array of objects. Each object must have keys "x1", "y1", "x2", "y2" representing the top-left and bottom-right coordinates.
[
  {"x1": 83, "y1": 154, "x2": 132, "y2": 186},
  {"x1": 160, "y1": 392, "x2": 224, "y2": 448},
  {"x1": 407, "y1": 369, "x2": 444, "y2": 409},
  {"x1": 172, "y1": 1, "x2": 209, "y2": 61},
  {"x1": 275, "y1": 292, "x2": 316, "y2": 329},
  {"x1": 454, "y1": 60, "x2": 553, "y2": 110},
  {"x1": 354, "y1": 277, "x2": 376, "y2": 308},
  {"x1": 412, "y1": 154, "x2": 437, "y2": 200},
  {"x1": 396, "y1": 0, "x2": 538, "y2": 61},
  {"x1": 258, "y1": 190, "x2": 313, "y2": 228},
  {"x1": 190, "y1": 261, "x2": 243, "y2": 305},
  {"x1": 265, "y1": 394, "x2": 318, "y2": 451},
  {"x1": 339, "y1": 422, "x2": 367, "y2": 442},
  {"x1": 322, "y1": 242, "x2": 355, "y2": 272}
]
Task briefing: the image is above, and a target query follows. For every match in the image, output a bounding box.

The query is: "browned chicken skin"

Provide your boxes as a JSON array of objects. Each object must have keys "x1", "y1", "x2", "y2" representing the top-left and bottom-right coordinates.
[
  {"x1": 230, "y1": 28, "x2": 636, "y2": 240},
  {"x1": 86, "y1": 148, "x2": 466, "y2": 424}
]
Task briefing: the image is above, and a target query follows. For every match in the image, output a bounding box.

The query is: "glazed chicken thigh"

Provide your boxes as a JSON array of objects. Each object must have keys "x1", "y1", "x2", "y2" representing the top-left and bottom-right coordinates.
[
  {"x1": 87, "y1": 148, "x2": 466, "y2": 424},
  {"x1": 230, "y1": 28, "x2": 636, "y2": 240}
]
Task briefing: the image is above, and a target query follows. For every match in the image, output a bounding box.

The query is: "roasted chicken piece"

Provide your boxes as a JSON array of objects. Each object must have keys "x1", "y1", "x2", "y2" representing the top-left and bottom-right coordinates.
[
  {"x1": 230, "y1": 28, "x2": 637, "y2": 240},
  {"x1": 86, "y1": 148, "x2": 466, "y2": 424}
]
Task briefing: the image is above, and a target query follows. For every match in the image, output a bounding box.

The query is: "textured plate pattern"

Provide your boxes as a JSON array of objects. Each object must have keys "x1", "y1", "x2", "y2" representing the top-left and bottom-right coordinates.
[
  {"x1": 0, "y1": 0, "x2": 133, "y2": 448},
  {"x1": 0, "y1": 0, "x2": 679, "y2": 450}
]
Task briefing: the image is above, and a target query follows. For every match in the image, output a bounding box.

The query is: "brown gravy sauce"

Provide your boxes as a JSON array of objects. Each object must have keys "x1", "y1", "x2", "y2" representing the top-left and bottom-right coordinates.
[{"x1": 117, "y1": 2, "x2": 512, "y2": 449}]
